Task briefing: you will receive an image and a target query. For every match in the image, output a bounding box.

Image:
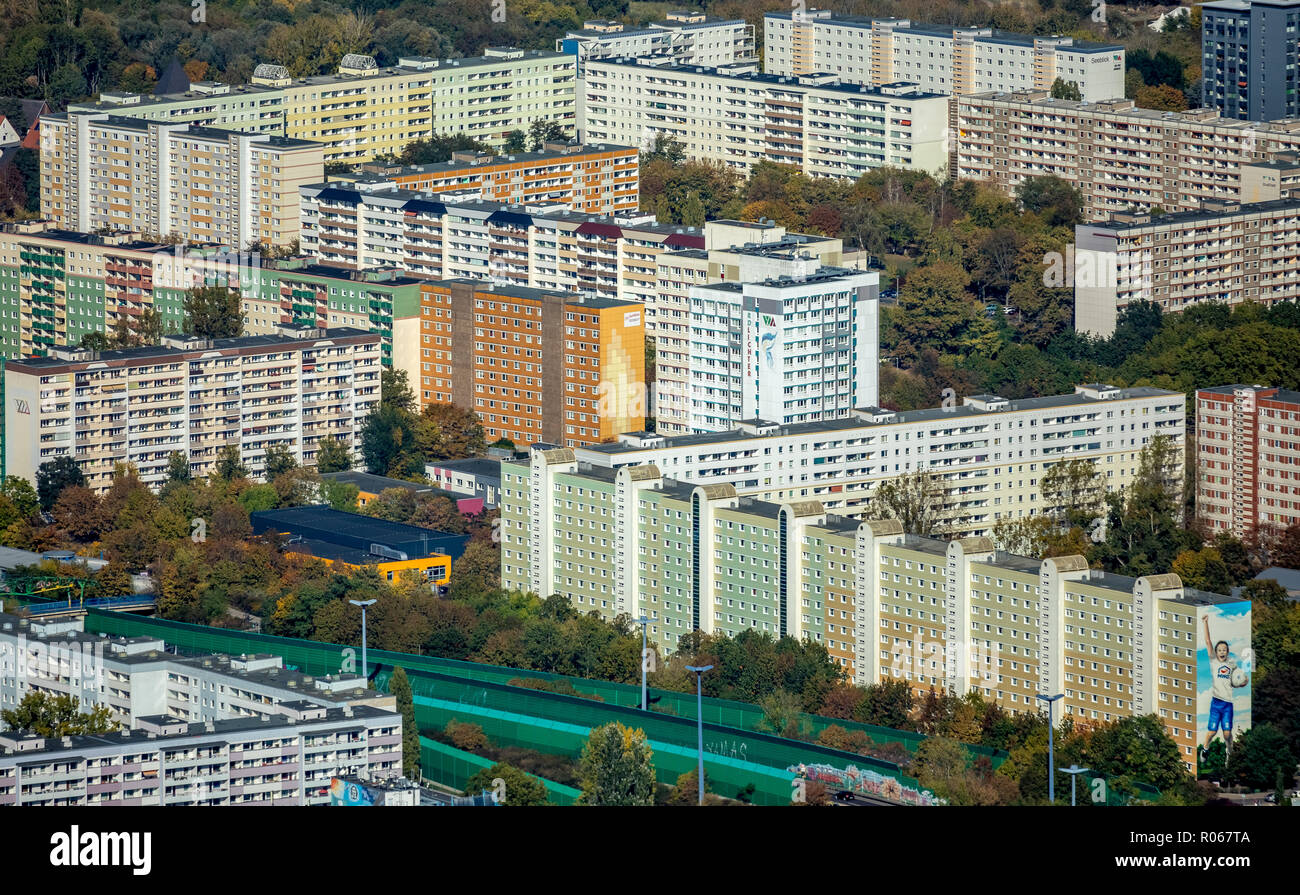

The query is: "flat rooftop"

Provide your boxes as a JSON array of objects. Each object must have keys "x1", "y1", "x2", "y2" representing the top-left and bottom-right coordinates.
[
  {"x1": 580, "y1": 386, "x2": 1180, "y2": 455},
  {"x1": 251, "y1": 505, "x2": 469, "y2": 562}
]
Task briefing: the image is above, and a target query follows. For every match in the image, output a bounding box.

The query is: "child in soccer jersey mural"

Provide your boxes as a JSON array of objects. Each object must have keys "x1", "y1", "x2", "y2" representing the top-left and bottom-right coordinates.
[{"x1": 1196, "y1": 603, "x2": 1252, "y2": 773}]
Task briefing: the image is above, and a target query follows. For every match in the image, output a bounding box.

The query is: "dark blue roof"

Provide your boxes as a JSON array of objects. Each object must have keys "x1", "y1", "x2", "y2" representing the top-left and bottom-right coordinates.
[{"x1": 250, "y1": 506, "x2": 469, "y2": 562}]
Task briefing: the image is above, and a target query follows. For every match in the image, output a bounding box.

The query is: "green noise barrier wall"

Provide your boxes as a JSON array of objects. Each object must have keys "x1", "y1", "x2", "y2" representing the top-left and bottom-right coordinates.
[
  {"x1": 83, "y1": 609, "x2": 1002, "y2": 766},
  {"x1": 418, "y1": 737, "x2": 580, "y2": 805}
]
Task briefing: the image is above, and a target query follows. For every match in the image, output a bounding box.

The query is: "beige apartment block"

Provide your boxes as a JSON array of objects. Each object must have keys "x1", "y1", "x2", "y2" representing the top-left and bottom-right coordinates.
[
  {"x1": 580, "y1": 58, "x2": 950, "y2": 178},
  {"x1": 40, "y1": 112, "x2": 320, "y2": 248},
  {"x1": 953, "y1": 90, "x2": 1300, "y2": 220},
  {"x1": 1074, "y1": 199, "x2": 1300, "y2": 336},
  {"x1": 68, "y1": 50, "x2": 576, "y2": 164},
  {"x1": 3, "y1": 327, "x2": 380, "y2": 492},
  {"x1": 765, "y1": 10, "x2": 1125, "y2": 101}
]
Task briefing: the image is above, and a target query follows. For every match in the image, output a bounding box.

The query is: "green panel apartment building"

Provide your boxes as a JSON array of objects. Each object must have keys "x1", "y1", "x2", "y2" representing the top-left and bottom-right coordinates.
[
  {"x1": 500, "y1": 445, "x2": 1246, "y2": 769},
  {"x1": 0, "y1": 224, "x2": 421, "y2": 367}
]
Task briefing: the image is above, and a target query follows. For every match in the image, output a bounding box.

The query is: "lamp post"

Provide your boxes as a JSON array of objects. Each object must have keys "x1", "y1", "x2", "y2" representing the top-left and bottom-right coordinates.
[
  {"x1": 349, "y1": 599, "x2": 377, "y2": 680},
  {"x1": 1036, "y1": 692, "x2": 1064, "y2": 804},
  {"x1": 1061, "y1": 764, "x2": 1090, "y2": 807},
  {"x1": 634, "y1": 616, "x2": 651, "y2": 711},
  {"x1": 685, "y1": 664, "x2": 713, "y2": 806}
]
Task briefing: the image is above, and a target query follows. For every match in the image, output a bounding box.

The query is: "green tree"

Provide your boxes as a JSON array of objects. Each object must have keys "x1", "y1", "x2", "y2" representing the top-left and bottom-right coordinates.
[
  {"x1": 263, "y1": 444, "x2": 299, "y2": 480},
  {"x1": 1050, "y1": 77, "x2": 1082, "y2": 101},
  {"x1": 399, "y1": 133, "x2": 491, "y2": 165},
  {"x1": 755, "y1": 688, "x2": 811, "y2": 740},
  {"x1": 36, "y1": 455, "x2": 85, "y2": 511},
  {"x1": 1014, "y1": 175, "x2": 1084, "y2": 228},
  {"x1": 2, "y1": 477, "x2": 38, "y2": 519},
  {"x1": 911, "y1": 736, "x2": 970, "y2": 801},
  {"x1": 315, "y1": 436, "x2": 354, "y2": 473},
  {"x1": 870, "y1": 469, "x2": 947, "y2": 537},
  {"x1": 1226, "y1": 723, "x2": 1297, "y2": 791},
  {"x1": 183, "y1": 284, "x2": 243, "y2": 339},
  {"x1": 214, "y1": 445, "x2": 248, "y2": 481},
  {"x1": 381, "y1": 367, "x2": 417, "y2": 412},
  {"x1": 321, "y1": 479, "x2": 360, "y2": 512},
  {"x1": 361, "y1": 404, "x2": 424, "y2": 478},
  {"x1": 465, "y1": 762, "x2": 549, "y2": 806},
  {"x1": 165, "y1": 452, "x2": 192, "y2": 484},
  {"x1": 388, "y1": 666, "x2": 420, "y2": 779},
  {"x1": 888, "y1": 262, "x2": 997, "y2": 364},
  {"x1": 577, "y1": 721, "x2": 656, "y2": 806},
  {"x1": 1, "y1": 692, "x2": 119, "y2": 737},
  {"x1": 526, "y1": 118, "x2": 569, "y2": 151},
  {"x1": 418, "y1": 403, "x2": 487, "y2": 461},
  {"x1": 503, "y1": 130, "x2": 527, "y2": 153}
]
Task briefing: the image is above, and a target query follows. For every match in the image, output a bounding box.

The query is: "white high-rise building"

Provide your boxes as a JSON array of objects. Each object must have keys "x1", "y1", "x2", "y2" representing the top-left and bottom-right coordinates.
[
  {"x1": 558, "y1": 12, "x2": 756, "y2": 74},
  {"x1": 687, "y1": 263, "x2": 877, "y2": 431},
  {"x1": 764, "y1": 10, "x2": 1125, "y2": 102}
]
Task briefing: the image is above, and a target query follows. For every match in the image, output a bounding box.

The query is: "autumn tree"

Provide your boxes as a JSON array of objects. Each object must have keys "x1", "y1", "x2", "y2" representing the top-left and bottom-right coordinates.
[
  {"x1": 577, "y1": 722, "x2": 656, "y2": 806},
  {"x1": 870, "y1": 469, "x2": 948, "y2": 537},
  {"x1": 418, "y1": 403, "x2": 487, "y2": 461},
  {"x1": 466, "y1": 762, "x2": 549, "y2": 806},
  {"x1": 388, "y1": 666, "x2": 421, "y2": 779},
  {"x1": 36, "y1": 455, "x2": 85, "y2": 511},
  {"x1": 315, "y1": 437, "x2": 353, "y2": 473},
  {"x1": 183, "y1": 284, "x2": 243, "y2": 339}
]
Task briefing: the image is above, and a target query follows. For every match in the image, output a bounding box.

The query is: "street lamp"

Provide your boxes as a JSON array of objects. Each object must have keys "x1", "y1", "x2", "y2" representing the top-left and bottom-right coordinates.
[
  {"x1": 349, "y1": 599, "x2": 377, "y2": 681},
  {"x1": 1061, "y1": 765, "x2": 1091, "y2": 807},
  {"x1": 1036, "y1": 692, "x2": 1065, "y2": 804},
  {"x1": 634, "y1": 616, "x2": 651, "y2": 712},
  {"x1": 685, "y1": 664, "x2": 713, "y2": 806}
]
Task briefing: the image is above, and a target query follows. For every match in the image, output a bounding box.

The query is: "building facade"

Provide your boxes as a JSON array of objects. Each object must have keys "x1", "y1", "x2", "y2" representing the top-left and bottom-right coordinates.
[
  {"x1": 2, "y1": 327, "x2": 381, "y2": 491},
  {"x1": 558, "y1": 12, "x2": 756, "y2": 74},
  {"x1": 568, "y1": 384, "x2": 1185, "y2": 535},
  {"x1": 1196, "y1": 385, "x2": 1300, "y2": 537},
  {"x1": 498, "y1": 448, "x2": 1234, "y2": 767},
  {"x1": 40, "y1": 113, "x2": 321, "y2": 248},
  {"x1": 652, "y1": 219, "x2": 865, "y2": 435},
  {"x1": 953, "y1": 90, "x2": 1300, "y2": 221},
  {"x1": 299, "y1": 183, "x2": 707, "y2": 313},
  {"x1": 764, "y1": 11, "x2": 1125, "y2": 101},
  {"x1": 350, "y1": 142, "x2": 639, "y2": 214},
  {"x1": 67, "y1": 50, "x2": 576, "y2": 163},
  {"x1": 397, "y1": 279, "x2": 644, "y2": 448},
  {"x1": 1201, "y1": 0, "x2": 1300, "y2": 121},
  {"x1": 1073, "y1": 200, "x2": 1300, "y2": 336},
  {"x1": 579, "y1": 58, "x2": 951, "y2": 178},
  {"x1": 686, "y1": 264, "x2": 877, "y2": 431}
]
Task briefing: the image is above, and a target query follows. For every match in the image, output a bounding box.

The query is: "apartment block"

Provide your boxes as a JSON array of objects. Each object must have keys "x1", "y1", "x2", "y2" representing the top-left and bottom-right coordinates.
[
  {"x1": 567, "y1": 384, "x2": 1185, "y2": 536},
  {"x1": 1196, "y1": 385, "x2": 1300, "y2": 537},
  {"x1": 953, "y1": 90, "x2": 1300, "y2": 220},
  {"x1": 300, "y1": 184, "x2": 706, "y2": 313},
  {"x1": 2, "y1": 327, "x2": 381, "y2": 491},
  {"x1": 397, "y1": 279, "x2": 644, "y2": 447},
  {"x1": 350, "y1": 142, "x2": 639, "y2": 214},
  {"x1": 579, "y1": 58, "x2": 950, "y2": 178},
  {"x1": 239, "y1": 261, "x2": 424, "y2": 367},
  {"x1": 498, "y1": 447, "x2": 1237, "y2": 766},
  {"x1": 1202, "y1": 0, "x2": 1300, "y2": 121},
  {"x1": 765, "y1": 10, "x2": 1125, "y2": 101},
  {"x1": 686, "y1": 264, "x2": 877, "y2": 432},
  {"x1": 68, "y1": 50, "x2": 576, "y2": 163},
  {"x1": 1074, "y1": 199, "x2": 1300, "y2": 336},
  {"x1": 40, "y1": 112, "x2": 321, "y2": 248},
  {"x1": 653, "y1": 219, "x2": 860, "y2": 435},
  {"x1": 558, "y1": 12, "x2": 756, "y2": 74}
]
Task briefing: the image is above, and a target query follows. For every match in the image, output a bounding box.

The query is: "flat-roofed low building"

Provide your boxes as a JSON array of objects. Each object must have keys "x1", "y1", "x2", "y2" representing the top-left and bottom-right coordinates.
[
  {"x1": 424, "y1": 458, "x2": 503, "y2": 508},
  {"x1": 249, "y1": 505, "x2": 467, "y2": 586},
  {"x1": 319, "y1": 471, "x2": 437, "y2": 508}
]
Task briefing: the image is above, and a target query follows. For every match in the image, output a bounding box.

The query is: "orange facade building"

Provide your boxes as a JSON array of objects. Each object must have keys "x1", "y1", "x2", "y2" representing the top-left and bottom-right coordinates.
[
  {"x1": 356, "y1": 143, "x2": 639, "y2": 214},
  {"x1": 400, "y1": 280, "x2": 644, "y2": 448}
]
